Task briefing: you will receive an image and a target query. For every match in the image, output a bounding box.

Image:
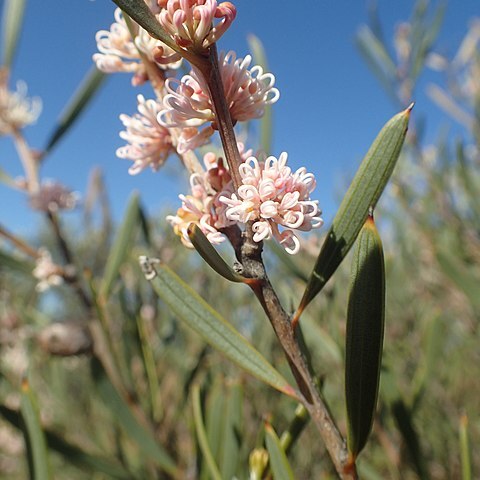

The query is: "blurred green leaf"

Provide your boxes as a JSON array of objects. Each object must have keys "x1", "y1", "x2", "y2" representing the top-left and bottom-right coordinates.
[
  {"x1": 436, "y1": 248, "x2": 480, "y2": 312},
  {"x1": 188, "y1": 223, "x2": 249, "y2": 283},
  {"x1": 247, "y1": 34, "x2": 273, "y2": 153},
  {"x1": 345, "y1": 216, "x2": 385, "y2": 458},
  {"x1": 0, "y1": 247, "x2": 35, "y2": 274},
  {"x1": 100, "y1": 192, "x2": 140, "y2": 300},
  {"x1": 459, "y1": 414, "x2": 472, "y2": 480},
  {"x1": 140, "y1": 257, "x2": 298, "y2": 398},
  {"x1": 205, "y1": 381, "x2": 225, "y2": 465},
  {"x1": 296, "y1": 106, "x2": 410, "y2": 318},
  {"x1": 268, "y1": 240, "x2": 309, "y2": 283},
  {"x1": 1, "y1": 0, "x2": 26, "y2": 67},
  {"x1": 265, "y1": 423, "x2": 295, "y2": 480},
  {"x1": 20, "y1": 377, "x2": 53, "y2": 480},
  {"x1": 392, "y1": 399, "x2": 428, "y2": 479},
  {"x1": 410, "y1": 314, "x2": 444, "y2": 410},
  {"x1": 279, "y1": 404, "x2": 309, "y2": 455},
  {"x1": 1, "y1": 405, "x2": 135, "y2": 479},
  {"x1": 219, "y1": 382, "x2": 243, "y2": 480},
  {"x1": 91, "y1": 357, "x2": 178, "y2": 476},
  {"x1": 356, "y1": 26, "x2": 398, "y2": 103},
  {"x1": 0, "y1": 164, "x2": 17, "y2": 188},
  {"x1": 44, "y1": 67, "x2": 106, "y2": 154},
  {"x1": 192, "y1": 384, "x2": 222, "y2": 480}
]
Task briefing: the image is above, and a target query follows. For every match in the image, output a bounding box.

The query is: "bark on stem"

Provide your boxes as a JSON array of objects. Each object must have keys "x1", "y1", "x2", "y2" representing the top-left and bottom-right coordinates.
[{"x1": 197, "y1": 44, "x2": 243, "y2": 191}]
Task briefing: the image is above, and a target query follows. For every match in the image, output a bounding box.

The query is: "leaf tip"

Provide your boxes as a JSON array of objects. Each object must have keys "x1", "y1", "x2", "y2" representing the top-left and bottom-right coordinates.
[{"x1": 406, "y1": 101, "x2": 415, "y2": 115}]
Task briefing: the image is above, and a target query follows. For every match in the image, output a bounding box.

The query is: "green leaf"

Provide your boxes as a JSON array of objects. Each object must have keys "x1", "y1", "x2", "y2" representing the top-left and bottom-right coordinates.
[
  {"x1": 1, "y1": 0, "x2": 26, "y2": 67},
  {"x1": 139, "y1": 256, "x2": 297, "y2": 398},
  {"x1": 44, "y1": 67, "x2": 106, "y2": 154},
  {"x1": 0, "y1": 405, "x2": 133, "y2": 479},
  {"x1": 0, "y1": 164, "x2": 17, "y2": 188},
  {"x1": 219, "y1": 382, "x2": 243, "y2": 480},
  {"x1": 192, "y1": 384, "x2": 222, "y2": 480},
  {"x1": 100, "y1": 192, "x2": 140, "y2": 300},
  {"x1": 205, "y1": 381, "x2": 225, "y2": 463},
  {"x1": 90, "y1": 357, "x2": 178, "y2": 476},
  {"x1": 20, "y1": 377, "x2": 53, "y2": 480},
  {"x1": 459, "y1": 414, "x2": 472, "y2": 480},
  {"x1": 188, "y1": 223, "x2": 249, "y2": 283},
  {"x1": 247, "y1": 34, "x2": 273, "y2": 153},
  {"x1": 279, "y1": 404, "x2": 309, "y2": 455},
  {"x1": 0, "y1": 247, "x2": 35, "y2": 275},
  {"x1": 436, "y1": 248, "x2": 480, "y2": 312},
  {"x1": 345, "y1": 216, "x2": 385, "y2": 459},
  {"x1": 264, "y1": 423, "x2": 295, "y2": 480},
  {"x1": 296, "y1": 105, "x2": 411, "y2": 318},
  {"x1": 391, "y1": 399, "x2": 427, "y2": 478}
]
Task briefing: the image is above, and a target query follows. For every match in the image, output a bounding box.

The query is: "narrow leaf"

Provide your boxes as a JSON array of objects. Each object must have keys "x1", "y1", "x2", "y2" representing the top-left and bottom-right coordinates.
[
  {"x1": 20, "y1": 377, "x2": 53, "y2": 480},
  {"x1": 0, "y1": 164, "x2": 17, "y2": 188},
  {"x1": 264, "y1": 423, "x2": 295, "y2": 480},
  {"x1": 345, "y1": 216, "x2": 385, "y2": 459},
  {"x1": 192, "y1": 384, "x2": 222, "y2": 480},
  {"x1": 188, "y1": 223, "x2": 249, "y2": 283},
  {"x1": 0, "y1": 248, "x2": 35, "y2": 275},
  {"x1": 279, "y1": 404, "x2": 309, "y2": 455},
  {"x1": 139, "y1": 256, "x2": 297, "y2": 398},
  {"x1": 219, "y1": 382, "x2": 243, "y2": 480},
  {"x1": 247, "y1": 34, "x2": 273, "y2": 153},
  {"x1": 459, "y1": 414, "x2": 472, "y2": 480},
  {"x1": 100, "y1": 192, "x2": 140, "y2": 300},
  {"x1": 90, "y1": 357, "x2": 178, "y2": 476},
  {"x1": 44, "y1": 67, "x2": 106, "y2": 153},
  {"x1": 436, "y1": 248, "x2": 480, "y2": 312},
  {"x1": 391, "y1": 400, "x2": 427, "y2": 478},
  {"x1": 1, "y1": 0, "x2": 26, "y2": 67},
  {"x1": 0, "y1": 405, "x2": 133, "y2": 479},
  {"x1": 296, "y1": 105, "x2": 411, "y2": 318}
]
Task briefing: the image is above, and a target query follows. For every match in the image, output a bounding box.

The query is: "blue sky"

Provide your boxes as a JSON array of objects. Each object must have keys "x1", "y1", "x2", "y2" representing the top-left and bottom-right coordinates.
[{"x1": 1, "y1": 1, "x2": 478, "y2": 237}]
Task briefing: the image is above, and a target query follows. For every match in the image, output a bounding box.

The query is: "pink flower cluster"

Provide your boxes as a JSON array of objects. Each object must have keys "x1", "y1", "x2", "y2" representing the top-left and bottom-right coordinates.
[
  {"x1": 117, "y1": 95, "x2": 174, "y2": 175},
  {"x1": 219, "y1": 153, "x2": 323, "y2": 254},
  {"x1": 159, "y1": 51, "x2": 279, "y2": 152},
  {"x1": 158, "y1": 0, "x2": 236, "y2": 50},
  {"x1": 93, "y1": 8, "x2": 181, "y2": 85},
  {"x1": 167, "y1": 144, "x2": 251, "y2": 246}
]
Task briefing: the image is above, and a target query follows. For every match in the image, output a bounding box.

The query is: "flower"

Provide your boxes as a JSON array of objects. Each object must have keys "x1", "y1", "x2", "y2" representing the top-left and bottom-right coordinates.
[
  {"x1": 28, "y1": 181, "x2": 79, "y2": 212},
  {"x1": 167, "y1": 173, "x2": 228, "y2": 247},
  {"x1": 117, "y1": 95, "x2": 175, "y2": 174},
  {"x1": 93, "y1": 7, "x2": 181, "y2": 85},
  {"x1": 166, "y1": 143, "x2": 251, "y2": 246},
  {"x1": 219, "y1": 153, "x2": 323, "y2": 254},
  {"x1": 33, "y1": 248, "x2": 64, "y2": 292},
  {"x1": 158, "y1": 0, "x2": 236, "y2": 51},
  {"x1": 0, "y1": 74, "x2": 41, "y2": 135},
  {"x1": 158, "y1": 50, "x2": 279, "y2": 152}
]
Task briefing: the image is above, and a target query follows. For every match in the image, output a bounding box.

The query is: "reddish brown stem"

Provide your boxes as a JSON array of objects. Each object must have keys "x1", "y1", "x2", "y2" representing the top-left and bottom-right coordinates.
[{"x1": 196, "y1": 44, "x2": 243, "y2": 190}]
